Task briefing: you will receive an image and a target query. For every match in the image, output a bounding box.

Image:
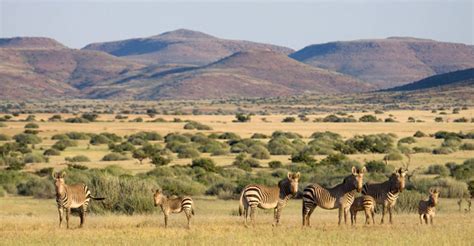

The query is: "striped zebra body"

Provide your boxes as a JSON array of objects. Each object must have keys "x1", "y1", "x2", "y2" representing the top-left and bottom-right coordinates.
[
  {"x1": 350, "y1": 195, "x2": 376, "y2": 225},
  {"x1": 53, "y1": 172, "x2": 104, "y2": 229},
  {"x1": 153, "y1": 190, "x2": 194, "y2": 229},
  {"x1": 239, "y1": 172, "x2": 300, "y2": 227},
  {"x1": 362, "y1": 168, "x2": 407, "y2": 224},
  {"x1": 418, "y1": 188, "x2": 439, "y2": 225},
  {"x1": 302, "y1": 166, "x2": 366, "y2": 227}
]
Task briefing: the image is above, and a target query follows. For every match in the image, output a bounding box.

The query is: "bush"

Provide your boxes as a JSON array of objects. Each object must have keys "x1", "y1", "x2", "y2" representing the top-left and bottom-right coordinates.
[
  {"x1": 441, "y1": 138, "x2": 462, "y2": 149},
  {"x1": 410, "y1": 177, "x2": 468, "y2": 198},
  {"x1": 66, "y1": 132, "x2": 91, "y2": 140},
  {"x1": 191, "y1": 158, "x2": 218, "y2": 172},
  {"x1": 282, "y1": 117, "x2": 296, "y2": 123},
  {"x1": 412, "y1": 147, "x2": 432, "y2": 153},
  {"x1": 206, "y1": 182, "x2": 237, "y2": 199},
  {"x1": 128, "y1": 131, "x2": 163, "y2": 142},
  {"x1": 24, "y1": 123, "x2": 39, "y2": 129},
  {"x1": 17, "y1": 176, "x2": 55, "y2": 199},
  {"x1": 0, "y1": 122, "x2": 6, "y2": 127},
  {"x1": 102, "y1": 153, "x2": 129, "y2": 161},
  {"x1": 218, "y1": 132, "x2": 241, "y2": 140},
  {"x1": 460, "y1": 143, "x2": 474, "y2": 150},
  {"x1": 177, "y1": 146, "x2": 200, "y2": 159},
  {"x1": 413, "y1": 131, "x2": 427, "y2": 138},
  {"x1": 384, "y1": 118, "x2": 397, "y2": 122},
  {"x1": 345, "y1": 133, "x2": 395, "y2": 154},
  {"x1": 359, "y1": 115, "x2": 379, "y2": 122},
  {"x1": 398, "y1": 137, "x2": 416, "y2": 144},
  {"x1": 0, "y1": 134, "x2": 10, "y2": 141},
  {"x1": 268, "y1": 160, "x2": 283, "y2": 169},
  {"x1": 453, "y1": 117, "x2": 469, "y2": 123},
  {"x1": 251, "y1": 133, "x2": 268, "y2": 139},
  {"x1": 24, "y1": 153, "x2": 47, "y2": 163},
  {"x1": 183, "y1": 121, "x2": 212, "y2": 130},
  {"x1": 434, "y1": 117, "x2": 444, "y2": 122},
  {"x1": 450, "y1": 159, "x2": 474, "y2": 180},
  {"x1": 90, "y1": 134, "x2": 112, "y2": 145},
  {"x1": 365, "y1": 160, "x2": 393, "y2": 173},
  {"x1": 43, "y1": 148, "x2": 61, "y2": 156},
  {"x1": 395, "y1": 190, "x2": 425, "y2": 213},
  {"x1": 383, "y1": 151, "x2": 403, "y2": 161},
  {"x1": 51, "y1": 134, "x2": 69, "y2": 140},
  {"x1": 65, "y1": 155, "x2": 91, "y2": 162},
  {"x1": 13, "y1": 133, "x2": 42, "y2": 145},
  {"x1": 426, "y1": 164, "x2": 450, "y2": 177},
  {"x1": 65, "y1": 117, "x2": 90, "y2": 123},
  {"x1": 48, "y1": 114, "x2": 62, "y2": 122},
  {"x1": 248, "y1": 145, "x2": 270, "y2": 159},
  {"x1": 291, "y1": 150, "x2": 316, "y2": 165},
  {"x1": 234, "y1": 113, "x2": 251, "y2": 122},
  {"x1": 151, "y1": 154, "x2": 172, "y2": 166},
  {"x1": 3, "y1": 156, "x2": 25, "y2": 170},
  {"x1": 432, "y1": 147, "x2": 454, "y2": 155},
  {"x1": 322, "y1": 114, "x2": 356, "y2": 122},
  {"x1": 267, "y1": 136, "x2": 297, "y2": 155}
]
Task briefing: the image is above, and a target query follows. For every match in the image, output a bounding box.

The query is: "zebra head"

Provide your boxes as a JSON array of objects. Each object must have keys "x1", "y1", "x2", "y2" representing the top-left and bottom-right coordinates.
[
  {"x1": 349, "y1": 166, "x2": 366, "y2": 192},
  {"x1": 429, "y1": 188, "x2": 440, "y2": 206},
  {"x1": 153, "y1": 189, "x2": 164, "y2": 207},
  {"x1": 52, "y1": 171, "x2": 66, "y2": 195},
  {"x1": 284, "y1": 172, "x2": 301, "y2": 195},
  {"x1": 390, "y1": 168, "x2": 407, "y2": 192}
]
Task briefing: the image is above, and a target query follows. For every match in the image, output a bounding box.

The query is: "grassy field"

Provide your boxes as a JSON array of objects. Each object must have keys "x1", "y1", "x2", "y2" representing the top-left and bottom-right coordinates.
[{"x1": 0, "y1": 196, "x2": 473, "y2": 245}]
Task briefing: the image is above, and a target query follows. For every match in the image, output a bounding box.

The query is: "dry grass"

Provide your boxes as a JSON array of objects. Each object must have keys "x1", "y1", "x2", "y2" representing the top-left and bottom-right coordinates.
[{"x1": 0, "y1": 196, "x2": 472, "y2": 245}]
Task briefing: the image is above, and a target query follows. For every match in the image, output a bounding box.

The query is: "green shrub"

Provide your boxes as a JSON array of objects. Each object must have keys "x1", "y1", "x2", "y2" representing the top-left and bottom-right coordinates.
[
  {"x1": 291, "y1": 150, "x2": 316, "y2": 165},
  {"x1": 51, "y1": 134, "x2": 69, "y2": 140},
  {"x1": 383, "y1": 151, "x2": 403, "y2": 161},
  {"x1": 66, "y1": 132, "x2": 91, "y2": 140},
  {"x1": 218, "y1": 132, "x2": 241, "y2": 140},
  {"x1": 395, "y1": 190, "x2": 425, "y2": 213},
  {"x1": 13, "y1": 133, "x2": 42, "y2": 145},
  {"x1": 251, "y1": 133, "x2": 268, "y2": 139},
  {"x1": 426, "y1": 164, "x2": 450, "y2": 177},
  {"x1": 410, "y1": 177, "x2": 468, "y2": 198},
  {"x1": 0, "y1": 122, "x2": 6, "y2": 127},
  {"x1": 0, "y1": 134, "x2": 10, "y2": 141},
  {"x1": 234, "y1": 113, "x2": 251, "y2": 122},
  {"x1": 359, "y1": 114, "x2": 379, "y2": 122},
  {"x1": 365, "y1": 160, "x2": 393, "y2": 173},
  {"x1": 268, "y1": 160, "x2": 283, "y2": 169},
  {"x1": 48, "y1": 114, "x2": 62, "y2": 122},
  {"x1": 271, "y1": 131, "x2": 302, "y2": 139},
  {"x1": 17, "y1": 176, "x2": 55, "y2": 199},
  {"x1": 177, "y1": 146, "x2": 200, "y2": 159},
  {"x1": 109, "y1": 142, "x2": 136, "y2": 152},
  {"x1": 24, "y1": 123, "x2": 39, "y2": 129},
  {"x1": 150, "y1": 154, "x2": 171, "y2": 166},
  {"x1": 453, "y1": 117, "x2": 469, "y2": 123},
  {"x1": 398, "y1": 137, "x2": 416, "y2": 144},
  {"x1": 345, "y1": 134, "x2": 395, "y2": 153},
  {"x1": 191, "y1": 158, "x2": 218, "y2": 172},
  {"x1": 460, "y1": 143, "x2": 474, "y2": 150},
  {"x1": 128, "y1": 131, "x2": 163, "y2": 142},
  {"x1": 267, "y1": 136, "x2": 297, "y2": 155},
  {"x1": 24, "y1": 153, "x2": 47, "y2": 163},
  {"x1": 206, "y1": 181, "x2": 237, "y2": 199},
  {"x1": 183, "y1": 121, "x2": 212, "y2": 130},
  {"x1": 432, "y1": 147, "x2": 454, "y2": 155},
  {"x1": 90, "y1": 134, "x2": 112, "y2": 145},
  {"x1": 248, "y1": 144, "x2": 270, "y2": 159},
  {"x1": 441, "y1": 138, "x2": 462, "y2": 149},
  {"x1": 102, "y1": 153, "x2": 129, "y2": 161},
  {"x1": 450, "y1": 159, "x2": 474, "y2": 180},
  {"x1": 413, "y1": 131, "x2": 427, "y2": 138},
  {"x1": 65, "y1": 155, "x2": 91, "y2": 162},
  {"x1": 322, "y1": 114, "x2": 356, "y2": 122},
  {"x1": 412, "y1": 147, "x2": 432, "y2": 153},
  {"x1": 282, "y1": 117, "x2": 296, "y2": 123},
  {"x1": 3, "y1": 156, "x2": 25, "y2": 170},
  {"x1": 65, "y1": 117, "x2": 90, "y2": 123}
]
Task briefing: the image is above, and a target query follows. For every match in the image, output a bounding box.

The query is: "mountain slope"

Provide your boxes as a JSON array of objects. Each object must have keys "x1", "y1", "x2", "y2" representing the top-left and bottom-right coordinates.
[
  {"x1": 386, "y1": 68, "x2": 474, "y2": 91},
  {"x1": 0, "y1": 37, "x2": 145, "y2": 100},
  {"x1": 82, "y1": 29, "x2": 294, "y2": 66},
  {"x1": 290, "y1": 37, "x2": 474, "y2": 88},
  {"x1": 83, "y1": 50, "x2": 374, "y2": 100}
]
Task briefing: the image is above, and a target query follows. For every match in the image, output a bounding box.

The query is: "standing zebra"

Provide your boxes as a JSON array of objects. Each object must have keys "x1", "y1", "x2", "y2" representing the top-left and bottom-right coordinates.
[
  {"x1": 350, "y1": 195, "x2": 376, "y2": 225},
  {"x1": 153, "y1": 189, "x2": 195, "y2": 229},
  {"x1": 418, "y1": 188, "x2": 439, "y2": 225},
  {"x1": 302, "y1": 166, "x2": 366, "y2": 227},
  {"x1": 362, "y1": 167, "x2": 407, "y2": 224},
  {"x1": 238, "y1": 172, "x2": 300, "y2": 227},
  {"x1": 53, "y1": 171, "x2": 105, "y2": 228}
]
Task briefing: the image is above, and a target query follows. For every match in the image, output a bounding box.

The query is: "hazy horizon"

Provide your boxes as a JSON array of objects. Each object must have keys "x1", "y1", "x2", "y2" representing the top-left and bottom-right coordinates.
[{"x1": 1, "y1": 0, "x2": 473, "y2": 49}]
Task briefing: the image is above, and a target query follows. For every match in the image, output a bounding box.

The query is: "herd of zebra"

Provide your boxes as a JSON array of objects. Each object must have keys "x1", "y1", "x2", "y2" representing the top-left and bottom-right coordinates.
[{"x1": 52, "y1": 167, "x2": 440, "y2": 229}]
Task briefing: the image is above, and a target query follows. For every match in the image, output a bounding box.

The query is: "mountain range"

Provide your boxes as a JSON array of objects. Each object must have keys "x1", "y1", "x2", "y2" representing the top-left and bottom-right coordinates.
[{"x1": 1, "y1": 29, "x2": 473, "y2": 100}]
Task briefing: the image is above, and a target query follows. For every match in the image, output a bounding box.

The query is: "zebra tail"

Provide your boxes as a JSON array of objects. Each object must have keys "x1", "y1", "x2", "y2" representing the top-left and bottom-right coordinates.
[
  {"x1": 192, "y1": 206, "x2": 195, "y2": 216},
  {"x1": 90, "y1": 195, "x2": 105, "y2": 200},
  {"x1": 238, "y1": 190, "x2": 245, "y2": 217}
]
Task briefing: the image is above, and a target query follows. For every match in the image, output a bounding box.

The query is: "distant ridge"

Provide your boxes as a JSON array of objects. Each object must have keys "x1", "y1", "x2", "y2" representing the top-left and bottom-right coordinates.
[
  {"x1": 385, "y1": 68, "x2": 474, "y2": 91},
  {"x1": 0, "y1": 37, "x2": 67, "y2": 49},
  {"x1": 82, "y1": 29, "x2": 294, "y2": 65},
  {"x1": 290, "y1": 37, "x2": 474, "y2": 88}
]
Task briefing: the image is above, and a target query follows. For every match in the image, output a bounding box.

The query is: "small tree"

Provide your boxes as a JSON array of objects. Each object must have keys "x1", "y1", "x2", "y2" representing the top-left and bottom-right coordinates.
[
  {"x1": 234, "y1": 113, "x2": 251, "y2": 122},
  {"x1": 132, "y1": 149, "x2": 148, "y2": 164}
]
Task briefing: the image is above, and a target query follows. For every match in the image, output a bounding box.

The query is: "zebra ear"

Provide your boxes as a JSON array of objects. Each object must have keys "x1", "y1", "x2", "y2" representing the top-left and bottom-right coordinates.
[
  {"x1": 287, "y1": 172, "x2": 293, "y2": 180},
  {"x1": 352, "y1": 166, "x2": 357, "y2": 175},
  {"x1": 360, "y1": 167, "x2": 367, "y2": 173},
  {"x1": 60, "y1": 171, "x2": 66, "y2": 178},
  {"x1": 294, "y1": 172, "x2": 301, "y2": 180},
  {"x1": 52, "y1": 172, "x2": 56, "y2": 179}
]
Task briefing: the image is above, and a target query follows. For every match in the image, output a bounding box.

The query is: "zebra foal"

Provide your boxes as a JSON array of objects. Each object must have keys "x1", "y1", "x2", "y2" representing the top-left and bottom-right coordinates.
[
  {"x1": 238, "y1": 172, "x2": 300, "y2": 227},
  {"x1": 53, "y1": 171, "x2": 105, "y2": 228},
  {"x1": 418, "y1": 188, "x2": 439, "y2": 225},
  {"x1": 153, "y1": 189, "x2": 195, "y2": 229},
  {"x1": 302, "y1": 166, "x2": 366, "y2": 227},
  {"x1": 362, "y1": 168, "x2": 407, "y2": 224},
  {"x1": 350, "y1": 195, "x2": 376, "y2": 225}
]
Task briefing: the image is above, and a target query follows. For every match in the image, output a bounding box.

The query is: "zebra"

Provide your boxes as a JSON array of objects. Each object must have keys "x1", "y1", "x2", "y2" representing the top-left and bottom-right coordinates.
[
  {"x1": 238, "y1": 172, "x2": 300, "y2": 227},
  {"x1": 418, "y1": 188, "x2": 439, "y2": 225},
  {"x1": 52, "y1": 171, "x2": 105, "y2": 229},
  {"x1": 302, "y1": 166, "x2": 366, "y2": 227},
  {"x1": 361, "y1": 167, "x2": 407, "y2": 224},
  {"x1": 350, "y1": 195, "x2": 376, "y2": 225},
  {"x1": 153, "y1": 189, "x2": 195, "y2": 229}
]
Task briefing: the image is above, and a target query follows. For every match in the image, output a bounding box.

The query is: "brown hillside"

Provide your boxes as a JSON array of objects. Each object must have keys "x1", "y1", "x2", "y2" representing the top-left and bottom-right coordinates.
[
  {"x1": 83, "y1": 50, "x2": 374, "y2": 100},
  {"x1": 82, "y1": 29, "x2": 294, "y2": 66},
  {"x1": 290, "y1": 37, "x2": 474, "y2": 88}
]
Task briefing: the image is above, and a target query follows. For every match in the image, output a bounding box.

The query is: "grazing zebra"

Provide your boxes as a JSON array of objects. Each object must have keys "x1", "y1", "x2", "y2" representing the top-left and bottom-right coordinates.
[
  {"x1": 153, "y1": 189, "x2": 195, "y2": 229},
  {"x1": 350, "y1": 195, "x2": 376, "y2": 225},
  {"x1": 302, "y1": 166, "x2": 366, "y2": 227},
  {"x1": 362, "y1": 167, "x2": 407, "y2": 224},
  {"x1": 418, "y1": 188, "x2": 439, "y2": 225},
  {"x1": 238, "y1": 172, "x2": 300, "y2": 227},
  {"x1": 53, "y1": 171, "x2": 105, "y2": 229}
]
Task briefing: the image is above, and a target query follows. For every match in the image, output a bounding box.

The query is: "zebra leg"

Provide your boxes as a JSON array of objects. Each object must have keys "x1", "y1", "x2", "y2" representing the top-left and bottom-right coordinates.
[
  {"x1": 272, "y1": 207, "x2": 279, "y2": 227},
  {"x1": 250, "y1": 205, "x2": 257, "y2": 227},
  {"x1": 79, "y1": 207, "x2": 84, "y2": 228},
  {"x1": 244, "y1": 206, "x2": 249, "y2": 228},
  {"x1": 163, "y1": 213, "x2": 169, "y2": 228},
  {"x1": 343, "y1": 207, "x2": 349, "y2": 225},
  {"x1": 429, "y1": 215, "x2": 433, "y2": 225},
  {"x1": 184, "y1": 209, "x2": 192, "y2": 229},
  {"x1": 365, "y1": 209, "x2": 371, "y2": 225},
  {"x1": 57, "y1": 207, "x2": 63, "y2": 228},
  {"x1": 419, "y1": 214, "x2": 423, "y2": 225},
  {"x1": 388, "y1": 205, "x2": 393, "y2": 224},
  {"x1": 371, "y1": 209, "x2": 375, "y2": 225},
  {"x1": 338, "y1": 208, "x2": 343, "y2": 225},
  {"x1": 380, "y1": 205, "x2": 386, "y2": 224},
  {"x1": 351, "y1": 211, "x2": 356, "y2": 225},
  {"x1": 65, "y1": 208, "x2": 71, "y2": 229}
]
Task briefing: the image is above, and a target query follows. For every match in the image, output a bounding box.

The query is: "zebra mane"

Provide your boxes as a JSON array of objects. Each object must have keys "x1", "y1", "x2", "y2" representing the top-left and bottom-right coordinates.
[{"x1": 278, "y1": 178, "x2": 291, "y2": 195}]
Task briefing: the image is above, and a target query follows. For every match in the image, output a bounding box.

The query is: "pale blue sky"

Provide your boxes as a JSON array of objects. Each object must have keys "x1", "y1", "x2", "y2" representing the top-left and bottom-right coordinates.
[{"x1": 1, "y1": 0, "x2": 472, "y2": 49}]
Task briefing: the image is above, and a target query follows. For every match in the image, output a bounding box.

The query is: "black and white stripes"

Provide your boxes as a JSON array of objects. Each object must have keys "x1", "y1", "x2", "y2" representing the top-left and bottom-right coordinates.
[{"x1": 418, "y1": 188, "x2": 439, "y2": 225}]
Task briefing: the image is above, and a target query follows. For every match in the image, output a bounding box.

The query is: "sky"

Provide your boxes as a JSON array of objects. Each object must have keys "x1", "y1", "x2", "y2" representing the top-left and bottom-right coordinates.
[{"x1": 0, "y1": 0, "x2": 472, "y2": 49}]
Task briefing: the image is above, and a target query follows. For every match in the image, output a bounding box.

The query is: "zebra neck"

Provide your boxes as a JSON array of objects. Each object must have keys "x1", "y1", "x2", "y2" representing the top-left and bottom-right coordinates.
[{"x1": 329, "y1": 180, "x2": 356, "y2": 196}]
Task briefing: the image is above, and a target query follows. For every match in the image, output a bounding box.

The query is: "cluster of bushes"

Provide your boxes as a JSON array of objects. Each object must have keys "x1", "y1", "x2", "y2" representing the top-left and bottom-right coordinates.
[{"x1": 183, "y1": 121, "x2": 212, "y2": 130}]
